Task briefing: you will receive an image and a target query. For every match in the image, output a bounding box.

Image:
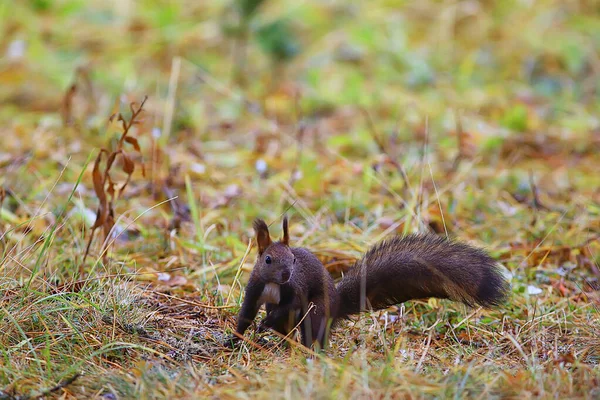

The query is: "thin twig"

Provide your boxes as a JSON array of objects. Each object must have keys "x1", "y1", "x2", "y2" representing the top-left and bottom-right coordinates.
[{"x1": 415, "y1": 329, "x2": 433, "y2": 373}]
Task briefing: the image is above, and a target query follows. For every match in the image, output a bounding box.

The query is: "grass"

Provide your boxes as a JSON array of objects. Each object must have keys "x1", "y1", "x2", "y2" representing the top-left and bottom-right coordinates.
[{"x1": 1, "y1": 0, "x2": 599, "y2": 398}]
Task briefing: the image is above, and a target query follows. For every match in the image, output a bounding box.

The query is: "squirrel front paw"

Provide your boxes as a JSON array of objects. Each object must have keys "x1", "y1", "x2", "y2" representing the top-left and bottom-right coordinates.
[{"x1": 257, "y1": 319, "x2": 272, "y2": 333}]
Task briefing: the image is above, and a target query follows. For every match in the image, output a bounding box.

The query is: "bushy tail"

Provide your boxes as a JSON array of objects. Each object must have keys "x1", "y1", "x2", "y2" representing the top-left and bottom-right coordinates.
[{"x1": 335, "y1": 233, "x2": 510, "y2": 318}]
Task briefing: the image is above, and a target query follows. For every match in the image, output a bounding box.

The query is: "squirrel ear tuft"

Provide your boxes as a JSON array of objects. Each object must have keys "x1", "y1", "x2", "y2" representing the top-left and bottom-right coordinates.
[
  {"x1": 282, "y1": 215, "x2": 289, "y2": 246},
  {"x1": 253, "y1": 219, "x2": 271, "y2": 255}
]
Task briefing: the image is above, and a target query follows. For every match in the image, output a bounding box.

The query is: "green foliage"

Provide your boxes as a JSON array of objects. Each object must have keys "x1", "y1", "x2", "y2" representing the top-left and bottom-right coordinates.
[
  {"x1": 235, "y1": 0, "x2": 267, "y2": 19},
  {"x1": 256, "y1": 19, "x2": 300, "y2": 62},
  {"x1": 30, "y1": 0, "x2": 52, "y2": 11},
  {"x1": 501, "y1": 104, "x2": 529, "y2": 132}
]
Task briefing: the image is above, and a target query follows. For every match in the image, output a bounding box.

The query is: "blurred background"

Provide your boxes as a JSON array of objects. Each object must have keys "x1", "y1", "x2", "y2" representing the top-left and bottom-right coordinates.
[{"x1": 3, "y1": 1, "x2": 598, "y2": 142}]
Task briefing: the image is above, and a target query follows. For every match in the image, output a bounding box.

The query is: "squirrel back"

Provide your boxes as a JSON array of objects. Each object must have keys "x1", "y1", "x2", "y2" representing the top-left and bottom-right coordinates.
[{"x1": 335, "y1": 234, "x2": 509, "y2": 319}]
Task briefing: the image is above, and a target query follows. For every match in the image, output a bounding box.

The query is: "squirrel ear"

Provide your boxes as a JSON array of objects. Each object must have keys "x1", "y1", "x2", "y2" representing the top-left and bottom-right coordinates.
[
  {"x1": 281, "y1": 215, "x2": 289, "y2": 246},
  {"x1": 253, "y1": 219, "x2": 271, "y2": 255}
]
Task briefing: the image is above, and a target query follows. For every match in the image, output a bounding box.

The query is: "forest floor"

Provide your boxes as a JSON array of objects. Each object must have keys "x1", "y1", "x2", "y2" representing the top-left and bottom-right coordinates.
[{"x1": 1, "y1": 1, "x2": 599, "y2": 399}]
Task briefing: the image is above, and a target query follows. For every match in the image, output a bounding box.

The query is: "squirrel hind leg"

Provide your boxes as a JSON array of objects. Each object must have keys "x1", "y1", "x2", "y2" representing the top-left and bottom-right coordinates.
[{"x1": 299, "y1": 300, "x2": 334, "y2": 349}]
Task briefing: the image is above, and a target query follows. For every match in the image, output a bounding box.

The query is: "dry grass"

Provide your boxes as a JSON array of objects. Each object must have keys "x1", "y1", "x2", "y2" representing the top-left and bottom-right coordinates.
[{"x1": 1, "y1": 0, "x2": 599, "y2": 399}]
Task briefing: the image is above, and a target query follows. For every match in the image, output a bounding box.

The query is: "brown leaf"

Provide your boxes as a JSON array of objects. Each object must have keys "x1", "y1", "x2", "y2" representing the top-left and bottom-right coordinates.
[
  {"x1": 92, "y1": 152, "x2": 105, "y2": 200},
  {"x1": 122, "y1": 152, "x2": 135, "y2": 175},
  {"x1": 101, "y1": 211, "x2": 116, "y2": 262},
  {"x1": 107, "y1": 181, "x2": 115, "y2": 198},
  {"x1": 106, "y1": 151, "x2": 118, "y2": 171},
  {"x1": 555, "y1": 351, "x2": 576, "y2": 365},
  {"x1": 124, "y1": 136, "x2": 141, "y2": 152},
  {"x1": 119, "y1": 176, "x2": 132, "y2": 197},
  {"x1": 91, "y1": 207, "x2": 103, "y2": 229},
  {"x1": 118, "y1": 114, "x2": 127, "y2": 133}
]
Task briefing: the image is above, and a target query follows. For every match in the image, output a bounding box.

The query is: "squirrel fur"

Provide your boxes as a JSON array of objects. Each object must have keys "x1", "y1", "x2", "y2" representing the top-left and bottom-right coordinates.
[{"x1": 230, "y1": 216, "x2": 509, "y2": 348}]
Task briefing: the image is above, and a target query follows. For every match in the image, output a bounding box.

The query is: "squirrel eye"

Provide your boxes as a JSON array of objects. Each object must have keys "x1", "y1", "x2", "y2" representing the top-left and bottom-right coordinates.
[{"x1": 265, "y1": 255, "x2": 272, "y2": 264}]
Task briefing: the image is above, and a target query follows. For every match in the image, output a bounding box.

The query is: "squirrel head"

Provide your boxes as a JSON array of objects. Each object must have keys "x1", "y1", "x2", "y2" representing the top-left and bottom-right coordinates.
[{"x1": 253, "y1": 216, "x2": 295, "y2": 285}]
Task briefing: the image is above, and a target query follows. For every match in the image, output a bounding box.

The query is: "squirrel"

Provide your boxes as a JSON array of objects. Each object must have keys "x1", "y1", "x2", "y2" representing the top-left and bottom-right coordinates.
[{"x1": 227, "y1": 216, "x2": 509, "y2": 349}]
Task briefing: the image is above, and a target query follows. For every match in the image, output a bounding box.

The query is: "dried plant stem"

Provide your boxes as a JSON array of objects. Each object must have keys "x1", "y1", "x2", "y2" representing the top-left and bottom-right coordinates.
[{"x1": 81, "y1": 96, "x2": 148, "y2": 273}]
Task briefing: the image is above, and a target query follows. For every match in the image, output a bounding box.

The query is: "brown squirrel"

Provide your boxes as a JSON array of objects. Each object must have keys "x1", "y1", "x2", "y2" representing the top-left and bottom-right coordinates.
[{"x1": 227, "y1": 216, "x2": 509, "y2": 349}]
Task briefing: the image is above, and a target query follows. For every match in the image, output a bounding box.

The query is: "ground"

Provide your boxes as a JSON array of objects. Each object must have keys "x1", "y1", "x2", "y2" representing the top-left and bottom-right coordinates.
[{"x1": 0, "y1": 1, "x2": 599, "y2": 399}]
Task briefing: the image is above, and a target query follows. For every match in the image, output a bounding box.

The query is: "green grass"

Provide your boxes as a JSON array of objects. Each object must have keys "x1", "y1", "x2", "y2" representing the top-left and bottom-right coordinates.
[{"x1": 1, "y1": 0, "x2": 599, "y2": 399}]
